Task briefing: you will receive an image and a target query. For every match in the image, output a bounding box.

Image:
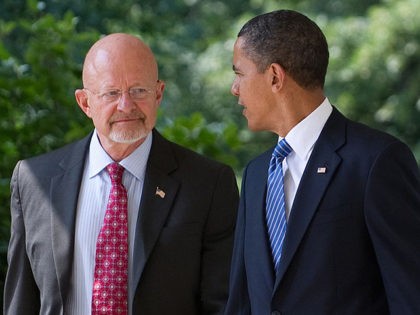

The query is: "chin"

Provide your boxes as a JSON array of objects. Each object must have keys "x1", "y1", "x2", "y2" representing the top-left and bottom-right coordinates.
[
  {"x1": 247, "y1": 122, "x2": 259, "y2": 131},
  {"x1": 110, "y1": 129, "x2": 149, "y2": 144}
]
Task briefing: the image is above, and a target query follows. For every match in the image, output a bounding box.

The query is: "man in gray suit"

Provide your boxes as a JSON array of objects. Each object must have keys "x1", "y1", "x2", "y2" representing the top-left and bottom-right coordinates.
[{"x1": 4, "y1": 33, "x2": 239, "y2": 315}]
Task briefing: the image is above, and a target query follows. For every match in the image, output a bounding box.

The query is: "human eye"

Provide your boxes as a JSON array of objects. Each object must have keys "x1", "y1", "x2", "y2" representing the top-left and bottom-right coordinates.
[
  {"x1": 232, "y1": 70, "x2": 243, "y2": 80},
  {"x1": 129, "y1": 87, "x2": 150, "y2": 99},
  {"x1": 101, "y1": 90, "x2": 121, "y2": 101},
  {"x1": 232, "y1": 65, "x2": 242, "y2": 76}
]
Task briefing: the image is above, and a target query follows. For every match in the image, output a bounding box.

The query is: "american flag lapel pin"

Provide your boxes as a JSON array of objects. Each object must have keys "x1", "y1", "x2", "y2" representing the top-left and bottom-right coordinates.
[
  {"x1": 317, "y1": 167, "x2": 327, "y2": 174},
  {"x1": 155, "y1": 187, "x2": 166, "y2": 199}
]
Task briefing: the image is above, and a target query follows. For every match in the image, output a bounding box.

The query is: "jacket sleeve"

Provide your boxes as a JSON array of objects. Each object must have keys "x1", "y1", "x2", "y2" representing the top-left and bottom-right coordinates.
[
  {"x1": 3, "y1": 161, "x2": 40, "y2": 315},
  {"x1": 365, "y1": 141, "x2": 420, "y2": 314},
  {"x1": 223, "y1": 165, "x2": 251, "y2": 315},
  {"x1": 200, "y1": 165, "x2": 239, "y2": 315}
]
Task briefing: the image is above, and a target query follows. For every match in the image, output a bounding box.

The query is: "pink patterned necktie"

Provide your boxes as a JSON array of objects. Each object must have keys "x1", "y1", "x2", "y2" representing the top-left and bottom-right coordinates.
[{"x1": 92, "y1": 162, "x2": 128, "y2": 314}]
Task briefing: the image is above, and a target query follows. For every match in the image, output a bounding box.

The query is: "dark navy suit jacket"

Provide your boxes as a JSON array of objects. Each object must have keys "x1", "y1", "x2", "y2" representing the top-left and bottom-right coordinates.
[{"x1": 225, "y1": 108, "x2": 420, "y2": 315}]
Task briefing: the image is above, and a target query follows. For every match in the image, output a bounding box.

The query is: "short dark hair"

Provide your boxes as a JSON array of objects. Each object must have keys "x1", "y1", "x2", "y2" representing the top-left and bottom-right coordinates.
[{"x1": 238, "y1": 10, "x2": 329, "y2": 89}]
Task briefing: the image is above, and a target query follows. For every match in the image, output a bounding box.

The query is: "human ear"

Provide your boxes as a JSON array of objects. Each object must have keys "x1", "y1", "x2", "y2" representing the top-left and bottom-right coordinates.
[
  {"x1": 155, "y1": 80, "x2": 166, "y2": 106},
  {"x1": 75, "y1": 89, "x2": 93, "y2": 118},
  {"x1": 269, "y1": 63, "x2": 286, "y2": 91}
]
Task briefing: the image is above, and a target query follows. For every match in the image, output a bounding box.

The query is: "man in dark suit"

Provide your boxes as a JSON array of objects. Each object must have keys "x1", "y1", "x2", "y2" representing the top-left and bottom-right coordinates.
[
  {"x1": 4, "y1": 33, "x2": 239, "y2": 315},
  {"x1": 225, "y1": 10, "x2": 420, "y2": 315}
]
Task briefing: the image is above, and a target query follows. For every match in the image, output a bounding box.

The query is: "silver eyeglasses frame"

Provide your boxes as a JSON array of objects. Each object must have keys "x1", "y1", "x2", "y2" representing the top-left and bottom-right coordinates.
[{"x1": 83, "y1": 86, "x2": 155, "y2": 103}]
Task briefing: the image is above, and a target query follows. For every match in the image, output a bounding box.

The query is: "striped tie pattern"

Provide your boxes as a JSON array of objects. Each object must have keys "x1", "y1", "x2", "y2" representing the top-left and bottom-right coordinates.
[
  {"x1": 266, "y1": 139, "x2": 292, "y2": 274},
  {"x1": 92, "y1": 163, "x2": 128, "y2": 314}
]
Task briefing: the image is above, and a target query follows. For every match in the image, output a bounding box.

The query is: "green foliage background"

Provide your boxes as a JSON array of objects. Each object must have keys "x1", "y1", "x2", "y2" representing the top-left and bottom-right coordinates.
[{"x1": 0, "y1": 0, "x2": 419, "y2": 303}]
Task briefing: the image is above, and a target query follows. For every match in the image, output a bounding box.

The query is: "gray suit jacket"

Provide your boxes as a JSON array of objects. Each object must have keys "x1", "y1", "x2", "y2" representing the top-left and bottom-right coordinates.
[{"x1": 4, "y1": 129, "x2": 239, "y2": 315}]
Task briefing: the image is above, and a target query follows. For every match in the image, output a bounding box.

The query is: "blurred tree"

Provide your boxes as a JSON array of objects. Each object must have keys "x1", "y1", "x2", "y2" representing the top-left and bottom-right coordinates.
[
  {"x1": 0, "y1": 7, "x2": 98, "y2": 301},
  {"x1": 325, "y1": 0, "x2": 420, "y2": 159},
  {"x1": 160, "y1": 112, "x2": 242, "y2": 170}
]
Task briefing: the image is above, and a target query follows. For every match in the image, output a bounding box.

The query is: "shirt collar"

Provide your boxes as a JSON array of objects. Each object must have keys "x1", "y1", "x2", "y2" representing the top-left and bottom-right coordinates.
[
  {"x1": 119, "y1": 132, "x2": 152, "y2": 181},
  {"x1": 87, "y1": 130, "x2": 153, "y2": 180},
  {"x1": 283, "y1": 97, "x2": 333, "y2": 162}
]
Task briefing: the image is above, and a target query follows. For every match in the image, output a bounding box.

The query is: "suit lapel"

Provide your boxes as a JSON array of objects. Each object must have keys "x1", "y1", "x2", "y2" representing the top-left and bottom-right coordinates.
[
  {"x1": 274, "y1": 109, "x2": 346, "y2": 291},
  {"x1": 130, "y1": 130, "x2": 179, "y2": 299},
  {"x1": 50, "y1": 135, "x2": 90, "y2": 306}
]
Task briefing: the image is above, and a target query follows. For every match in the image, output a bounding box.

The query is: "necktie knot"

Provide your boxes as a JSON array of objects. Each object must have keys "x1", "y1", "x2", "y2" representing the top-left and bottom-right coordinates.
[
  {"x1": 106, "y1": 162, "x2": 124, "y2": 185},
  {"x1": 273, "y1": 139, "x2": 292, "y2": 162}
]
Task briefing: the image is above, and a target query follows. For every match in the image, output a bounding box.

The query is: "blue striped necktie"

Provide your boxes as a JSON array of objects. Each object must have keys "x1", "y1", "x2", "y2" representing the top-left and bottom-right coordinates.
[{"x1": 266, "y1": 138, "x2": 293, "y2": 274}]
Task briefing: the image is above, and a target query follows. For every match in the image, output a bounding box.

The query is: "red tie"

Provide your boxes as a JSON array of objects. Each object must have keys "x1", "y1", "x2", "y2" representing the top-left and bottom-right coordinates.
[{"x1": 92, "y1": 163, "x2": 128, "y2": 314}]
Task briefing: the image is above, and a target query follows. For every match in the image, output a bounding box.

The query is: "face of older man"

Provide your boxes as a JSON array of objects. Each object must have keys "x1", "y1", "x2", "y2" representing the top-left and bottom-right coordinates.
[{"x1": 75, "y1": 33, "x2": 165, "y2": 158}]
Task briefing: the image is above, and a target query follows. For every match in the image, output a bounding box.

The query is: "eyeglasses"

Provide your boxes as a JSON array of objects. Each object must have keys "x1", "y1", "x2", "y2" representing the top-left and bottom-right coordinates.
[{"x1": 84, "y1": 86, "x2": 154, "y2": 103}]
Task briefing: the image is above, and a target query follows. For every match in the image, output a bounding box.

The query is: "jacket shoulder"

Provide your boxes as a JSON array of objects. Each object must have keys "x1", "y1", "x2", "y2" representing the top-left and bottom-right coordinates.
[{"x1": 16, "y1": 134, "x2": 91, "y2": 175}]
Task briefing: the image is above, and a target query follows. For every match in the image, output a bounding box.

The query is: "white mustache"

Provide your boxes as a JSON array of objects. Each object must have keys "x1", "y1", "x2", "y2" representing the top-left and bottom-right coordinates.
[{"x1": 110, "y1": 112, "x2": 146, "y2": 123}]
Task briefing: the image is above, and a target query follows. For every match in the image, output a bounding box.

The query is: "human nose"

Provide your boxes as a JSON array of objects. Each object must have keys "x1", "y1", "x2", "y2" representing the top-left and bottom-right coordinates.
[
  {"x1": 231, "y1": 78, "x2": 239, "y2": 97},
  {"x1": 117, "y1": 91, "x2": 136, "y2": 112}
]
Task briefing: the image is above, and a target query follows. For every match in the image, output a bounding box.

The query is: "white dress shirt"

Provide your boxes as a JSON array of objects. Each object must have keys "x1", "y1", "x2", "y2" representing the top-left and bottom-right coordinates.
[
  {"x1": 66, "y1": 130, "x2": 152, "y2": 315},
  {"x1": 282, "y1": 98, "x2": 333, "y2": 219}
]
